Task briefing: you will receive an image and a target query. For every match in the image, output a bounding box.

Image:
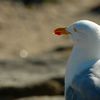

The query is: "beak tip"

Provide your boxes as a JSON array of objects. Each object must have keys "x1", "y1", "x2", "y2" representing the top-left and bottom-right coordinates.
[
  {"x1": 54, "y1": 31, "x2": 62, "y2": 35},
  {"x1": 54, "y1": 27, "x2": 70, "y2": 36},
  {"x1": 54, "y1": 28, "x2": 63, "y2": 36}
]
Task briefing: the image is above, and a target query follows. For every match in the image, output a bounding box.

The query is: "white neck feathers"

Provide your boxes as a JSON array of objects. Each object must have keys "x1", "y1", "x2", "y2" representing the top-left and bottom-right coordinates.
[{"x1": 65, "y1": 45, "x2": 98, "y2": 91}]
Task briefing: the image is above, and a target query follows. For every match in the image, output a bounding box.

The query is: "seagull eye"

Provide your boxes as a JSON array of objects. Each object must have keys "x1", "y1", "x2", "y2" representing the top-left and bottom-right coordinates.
[{"x1": 73, "y1": 27, "x2": 78, "y2": 32}]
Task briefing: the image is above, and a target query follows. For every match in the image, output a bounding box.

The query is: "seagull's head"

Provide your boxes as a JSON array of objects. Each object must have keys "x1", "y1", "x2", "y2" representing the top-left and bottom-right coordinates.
[{"x1": 54, "y1": 20, "x2": 100, "y2": 46}]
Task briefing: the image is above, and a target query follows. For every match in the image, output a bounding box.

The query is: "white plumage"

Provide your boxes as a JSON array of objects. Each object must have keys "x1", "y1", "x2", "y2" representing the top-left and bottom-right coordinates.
[{"x1": 54, "y1": 20, "x2": 100, "y2": 100}]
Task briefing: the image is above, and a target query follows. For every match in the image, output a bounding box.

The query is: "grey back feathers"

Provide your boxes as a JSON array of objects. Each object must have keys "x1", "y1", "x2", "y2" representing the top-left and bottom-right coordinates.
[{"x1": 66, "y1": 60, "x2": 100, "y2": 100}]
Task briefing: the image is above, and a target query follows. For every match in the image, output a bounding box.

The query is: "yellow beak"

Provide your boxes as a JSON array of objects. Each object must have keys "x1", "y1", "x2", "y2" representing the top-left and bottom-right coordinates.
[{"x1": 54, "y1": 27, "x2": 70, "y2": 35}]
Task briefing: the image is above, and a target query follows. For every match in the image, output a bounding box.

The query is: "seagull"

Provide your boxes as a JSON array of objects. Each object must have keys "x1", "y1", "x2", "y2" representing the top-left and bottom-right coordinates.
[{"x1": 54, "y1": 20, "x2": 100, "y2": 100}]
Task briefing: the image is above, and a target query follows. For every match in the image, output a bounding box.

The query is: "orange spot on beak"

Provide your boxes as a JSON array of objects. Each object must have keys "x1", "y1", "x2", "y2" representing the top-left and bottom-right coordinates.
[{"x1": 54, "y1": 27, "x2": 70, "y2": 36}]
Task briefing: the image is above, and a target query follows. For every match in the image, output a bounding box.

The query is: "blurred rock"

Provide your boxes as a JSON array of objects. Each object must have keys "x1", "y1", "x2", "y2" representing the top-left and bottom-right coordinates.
[
  {"x1": 0, "y1": 77, "x2": 64, "y2": 98},
  {"x1": 22, "y1": 0, "x2": 43, "y2": 6},
  {"x1": 17, "y1": 96, "x2": 64, "y2": 100},
  {"x1": 52, "y1": 46, "x2": 72, "y2": 53},
  {"x1": 12, "y1": 0, "x2": 59, "y2": 7},
  {"x1": 89, "y1": 4, "x2": 100, "y2": 14},
  {"x1": 0, "y1": 49, "x2": 67, "y2": 99}
]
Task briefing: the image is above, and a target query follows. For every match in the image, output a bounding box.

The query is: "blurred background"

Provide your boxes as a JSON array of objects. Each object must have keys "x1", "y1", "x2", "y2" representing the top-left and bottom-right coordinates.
[{"x1": 0, "y1": 0, "x2": 100, "y2": 100}]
